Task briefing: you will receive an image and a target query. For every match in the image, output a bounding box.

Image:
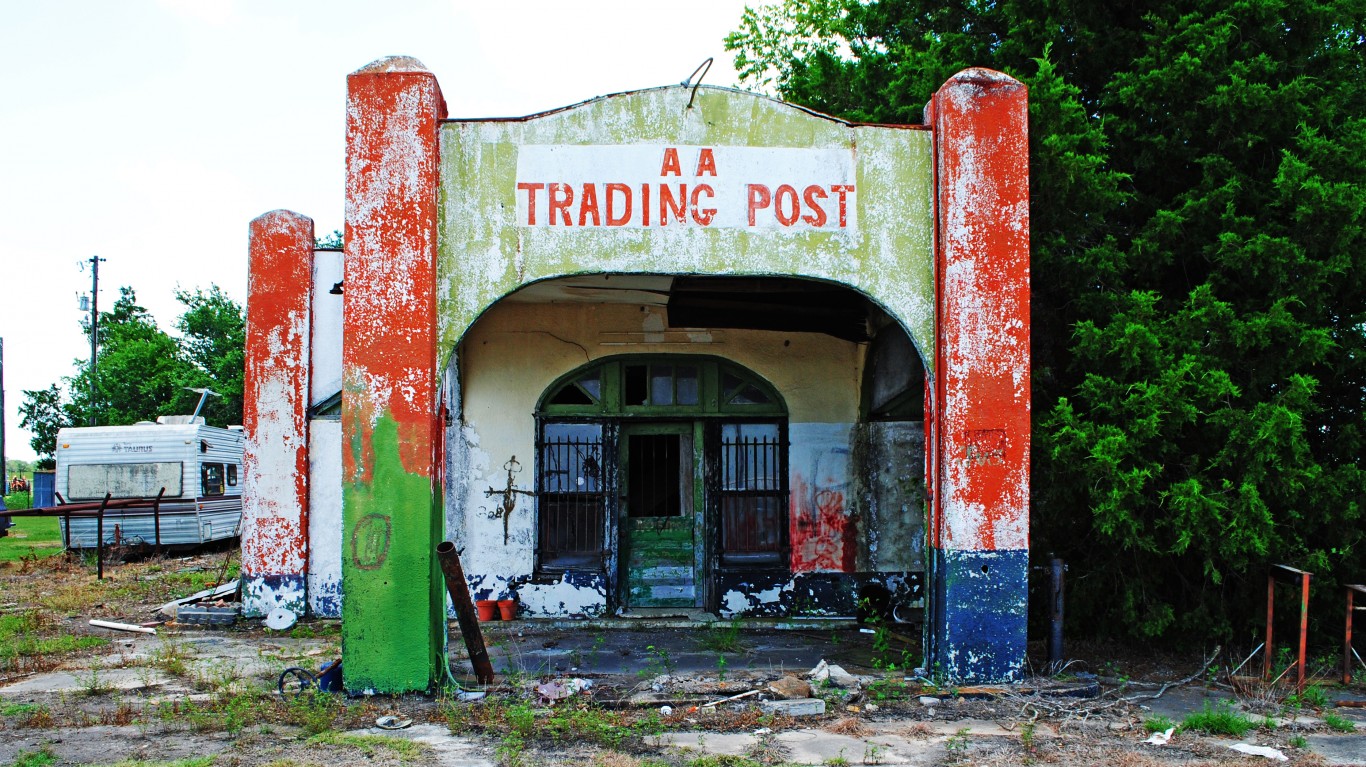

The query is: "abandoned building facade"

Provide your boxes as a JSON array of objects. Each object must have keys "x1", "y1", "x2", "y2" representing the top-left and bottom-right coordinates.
[{"x1": 241, "y1": 57, "x2": 1030, "y2": 694}]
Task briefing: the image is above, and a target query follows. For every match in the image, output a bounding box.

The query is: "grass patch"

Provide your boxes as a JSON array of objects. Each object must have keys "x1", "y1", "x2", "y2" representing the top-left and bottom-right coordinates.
[
  {"x1": 1181, "y1": 700, "x2": 1256, "y2": 737},
  {"x1": 696, "y1": 622, "x2": 747, "y2": 654},
  {"x1": 11, "y1": 746, "x2": 58, "y2": 767},
  {"x1": 1142, "y1": 715, "x2": 1175, "y2": 733},
  {"x1": 1324, "y1": 711, "x2": 1357, "y2": 732},
  {"x1": 0, "y1": 611, "x2": 108, "y2": 672},
  {"x1": 307, "y1": 732, "x2": 427, "y2": 760},
  {"x1": 0, "y1": 516, "x2": 65, "y2": 563}
]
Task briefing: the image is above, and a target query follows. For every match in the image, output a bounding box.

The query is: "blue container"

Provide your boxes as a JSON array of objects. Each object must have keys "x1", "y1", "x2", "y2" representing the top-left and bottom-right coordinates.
[{"x1": 32, "y1": 471, "x2": 55, "y2": 509}]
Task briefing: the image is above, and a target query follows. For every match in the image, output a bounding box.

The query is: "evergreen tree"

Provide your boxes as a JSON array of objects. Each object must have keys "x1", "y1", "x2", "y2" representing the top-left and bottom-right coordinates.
[{"x1": 728, "y1": 0, "x2": 1366, "y2": 640}]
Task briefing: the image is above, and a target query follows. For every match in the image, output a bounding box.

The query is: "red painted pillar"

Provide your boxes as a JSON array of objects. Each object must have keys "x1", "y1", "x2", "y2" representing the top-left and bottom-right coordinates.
[
  {"x1": 341, "y1": 56, "x2": 447, "y2": 693},
  {"x1": 926, "y1": 69, "x2": 1031, "y2": 682},
  {"x1": 243, "y1": 210, "x2": 315, "y2": 618}
]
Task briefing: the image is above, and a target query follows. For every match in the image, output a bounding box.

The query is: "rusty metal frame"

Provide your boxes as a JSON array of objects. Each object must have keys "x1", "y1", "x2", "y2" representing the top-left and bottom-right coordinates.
[
  {"x1": 1264, "y1": 564, "x2": 1311, "y2": 693},
  {"x1": 1346, "y1": 584, "x2": 1366, "y2": 685}
]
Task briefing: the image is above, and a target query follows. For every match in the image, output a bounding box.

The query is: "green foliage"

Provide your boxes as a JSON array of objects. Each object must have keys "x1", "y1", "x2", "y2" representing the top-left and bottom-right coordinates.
[
  {"x1": 1287, "y1": 683, "x2": 1331, "y2": 709},
  {"x1": 1143, "y1": 715, "x2": 1175, "y2": 733},
  {"x1": 10, "y1": 746, "x2": 57, "y2": 767},
  {"x1": 728, "y1": 0, "x2": 1366, "y2": 642},
  {"x1": 1181, "y1": 700, "x2": 1256, "y2": 737},
  {"x1": 1324, "y1": 711, "x2": 1356, "y2": 732}
]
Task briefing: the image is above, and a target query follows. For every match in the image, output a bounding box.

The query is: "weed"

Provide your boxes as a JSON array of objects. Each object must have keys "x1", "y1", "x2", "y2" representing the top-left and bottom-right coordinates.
[
  {"x1": 1287, "y1": 683, "x2": 1331, "y2": 709},
  {"x1": 1289, "y1": 734, "x2": 1308, "y2": 748},
  {"x1": 945, "y1": 727, "x2": 971, "y2": 764},
  {"x1": 3, "y1": 702, "x2": 42, "y2": 717},
  {"x1": 716, "y1": 654, "x2": 728, "y2": 681},
  {"x1": 638, "y1": 644, "x2": 674, "y2": 679},
  {"x1": 1142, "y1": 715, "x2": 1175, "y2": 733},
  {"x1": 861, "y1": 742, "x2": 885, "y2": 765},
  {"x1": 1019, "y1": 720, "x2": 1037, "y2": 756},
  {"x1": 1181, "y1": 700, "x2": 1256, "y2": 737},
  {"x1": 1324, "y1": 711, "x2": 1356, "y2": 732},
  {"x1": 745, "y1": 727, "x2": 788, "y2": 765},
  {"x1": 496, "y1": 733, "x2": 528, "y2": 767},
  {"x1": 10, "y1": 746, "x2": 57, "y2": 767},
  {"x1": 79, "y1": 664, "x2": 114, "y2": 696},
  {"x1": 280, "y1": 690, "x2": 341, "y2": 735},
  {"x1": 823, "y1": 751, "x2": 850, "y2": 767},
  {"x1": 150, "y1": 637, "x2": 193, "y2": 678},
  {"x1": 1261, "y1": 715, "x2": 1278, "y2": 730},
  {"x1": 698, "y1": 622, "x2": 746, "y2": 654},
  {"x1": 684, "y1": 756, "x2": 766, "y2": 767}
]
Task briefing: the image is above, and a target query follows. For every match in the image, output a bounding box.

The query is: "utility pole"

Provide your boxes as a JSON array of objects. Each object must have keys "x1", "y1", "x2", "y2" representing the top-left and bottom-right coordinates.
[
  {"x1": 87, "y1": 256, "x2": 105, "y2": 426},
  {"x1": 1, "y1": 336, "x2": 6, "y2": 493}
]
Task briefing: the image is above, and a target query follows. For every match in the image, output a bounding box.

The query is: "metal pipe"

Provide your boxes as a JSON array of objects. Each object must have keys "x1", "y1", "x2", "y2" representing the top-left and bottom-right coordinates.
[
  {"x1": 435, "y1": 541, "x2": 495, "y2": 684},
  {"x1": 96, "y1": 492, "x2": 109, "y2": 580},
  {"x1": 1048, "y1": 558, "x2": 1065, "y2": 667},
  {"x1": 153, "y1": 487, "x2": 165, "y2": 554}
]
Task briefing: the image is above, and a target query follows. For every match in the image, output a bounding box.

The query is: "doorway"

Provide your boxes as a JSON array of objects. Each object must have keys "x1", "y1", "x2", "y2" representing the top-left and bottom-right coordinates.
[{"x1": 620, "y1": 423, "x2": 703, "y2": 609}]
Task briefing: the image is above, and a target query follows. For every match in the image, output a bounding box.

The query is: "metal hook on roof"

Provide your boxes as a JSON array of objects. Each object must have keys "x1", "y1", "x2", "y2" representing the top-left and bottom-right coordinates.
[{"x1": 683, "y1": 57, "x2": 713, "y2": 110}]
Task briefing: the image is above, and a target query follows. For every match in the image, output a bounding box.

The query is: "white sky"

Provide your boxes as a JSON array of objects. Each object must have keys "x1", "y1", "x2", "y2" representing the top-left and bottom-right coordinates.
[{"x1": 0, "y1": 0, "x2": 759, "y2": 462}]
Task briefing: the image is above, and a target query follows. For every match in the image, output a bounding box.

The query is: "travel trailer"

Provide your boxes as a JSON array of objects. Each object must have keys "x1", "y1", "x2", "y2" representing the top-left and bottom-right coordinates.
[{"x1": 54, "y1": 416, "x2": 244, "y2": 549}]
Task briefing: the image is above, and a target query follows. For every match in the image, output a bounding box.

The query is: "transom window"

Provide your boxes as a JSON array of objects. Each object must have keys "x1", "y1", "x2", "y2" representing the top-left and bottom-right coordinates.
[{"x1": 541, "y1": 356, "x2": 783, "y2": 417}]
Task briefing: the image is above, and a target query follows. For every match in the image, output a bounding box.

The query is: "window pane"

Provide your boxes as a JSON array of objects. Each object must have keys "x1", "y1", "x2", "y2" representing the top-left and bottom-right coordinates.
[
  {"x1": 227, "y1": 465, "x2": 238, "y2": 487},
  {"x1": 720, "y1": 423, "x2": 780, "y2": 491},
  {"x1": 730, "y1": 384, "x2": 772, "y2": 405},
  {"x1": 650, "y1": 365, "x2": 674, "y2": 405},
  {"x1": 625, "y1": 365, "x2": 648, "y2": 405},
  {"x1": 542, "y1": 423, "x2": 603, "y2": 492},
  {"x1": 550, "y1": 384, "x2": 594, "y2": 405},
  {"x1": 578, "y1": 371, "x2": 601, "y2": 401},
  {"x1": 202, "y1": 463, "x2": 225, "y2": 496},
  {"x1": 676, "y1": 366, "x2": 699, "y2": 405}
]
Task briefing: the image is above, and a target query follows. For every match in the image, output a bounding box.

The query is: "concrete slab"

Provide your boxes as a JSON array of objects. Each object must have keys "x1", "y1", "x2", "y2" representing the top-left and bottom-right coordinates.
[
  {"x1": 0, "y1": 666, "x2": 176, "y2": 696},
  {"x1": 1306, "y1": 734, "x2": 1366, "y2": 766}
]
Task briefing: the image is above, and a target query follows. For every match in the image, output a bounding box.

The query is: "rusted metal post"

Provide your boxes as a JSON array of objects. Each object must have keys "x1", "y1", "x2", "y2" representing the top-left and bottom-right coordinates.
[
  {"x1": 1297, "y1": 569, "x2": 1310, "y2": 693},
  {"x1": 152, "y1": 487, "x2": 165, "y2": 554},
  {"x1": 435, "y1": 541, "x2": 495, "y2": 684},
  {"x1": 1347, "y1": 584, "x2": 1366, "y2": 685},
  {"x1": 1048, "y1": 558, "x2": 1065, "y2": 668},
  {"x1": 96, "y1": 492, "x2": 110, "y2": 580},
  {"x1": 1264, "y1": 571, "x2": 1275, "y2": 681}
]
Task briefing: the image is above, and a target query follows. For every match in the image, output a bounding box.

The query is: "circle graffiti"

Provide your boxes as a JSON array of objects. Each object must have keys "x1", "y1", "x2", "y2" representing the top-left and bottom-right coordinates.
[{"x1": 351, "y1": 513, "x2": 392, "y2": 570}]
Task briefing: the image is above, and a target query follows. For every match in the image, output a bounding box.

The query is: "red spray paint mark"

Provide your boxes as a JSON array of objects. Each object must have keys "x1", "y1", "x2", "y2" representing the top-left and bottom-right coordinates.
[{"x1": 789, "y1": 477, "x2": 856, "y2": 573}]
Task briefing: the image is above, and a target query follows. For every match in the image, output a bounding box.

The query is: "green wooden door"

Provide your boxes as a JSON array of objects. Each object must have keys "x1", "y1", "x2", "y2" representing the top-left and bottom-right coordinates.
[{"x1": 621, "y1": 423, "x2": 703, "y2": 608}]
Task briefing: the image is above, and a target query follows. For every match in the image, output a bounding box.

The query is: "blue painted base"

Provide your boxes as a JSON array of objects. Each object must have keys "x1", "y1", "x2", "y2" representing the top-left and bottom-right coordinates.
[
  {"x1": 242, "y1": 573, "x2": 307, "y2": 618},
  {"x1": 928, "y1": 548, "x2": 1027, "y2": 683}
]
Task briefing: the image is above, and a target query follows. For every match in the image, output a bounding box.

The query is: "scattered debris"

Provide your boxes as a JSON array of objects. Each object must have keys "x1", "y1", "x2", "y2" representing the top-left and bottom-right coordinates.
[
  {"x1": 768, "y1": 675, "x2": 812, "y2": 699},
  {"x1": 177, "y1": 605, "x2": 238, "y2": 626},
  {"x1": 264, "y1": 607, "x2": 297, "y2": 631},
  {"x1": 1228, "y1": 743, "x2": 1288, "y2": 761},
  {"x1": 919, "y1": 696, "x2": 940, "y2": 706},
  {"x1": 154, "y1": 579, "x2": 239, "y2": 619},
  {"x1": 759, "y1": 698, "x2": 826, "y2": 716},
  {"x1": 702, "y1": 689, "x2": 760, "y2": 708},
  {"x1": 660, "y1": 705, "x2": 673, "y2": 716},
  {"x1": 375, "y1": 715, "x2": 413, "y2": 730},
  {"x1": 808, "y1": 659, "x2": 860, "y2": 688},
  {"x1": 89, "y1": 619, "x2": 157, "y2": 635},
  {"x1": 1143, "y1": 727, "x2": 1175, "y2": 746},
  {"x1": 535, "y1": 677, "x2": 592, "y2": 704}
]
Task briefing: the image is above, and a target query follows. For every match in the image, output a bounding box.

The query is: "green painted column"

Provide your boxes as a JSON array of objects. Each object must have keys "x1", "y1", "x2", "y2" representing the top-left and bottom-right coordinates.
[{"x1": 340, "y1": 56, "x2": 447, "y2": 693}]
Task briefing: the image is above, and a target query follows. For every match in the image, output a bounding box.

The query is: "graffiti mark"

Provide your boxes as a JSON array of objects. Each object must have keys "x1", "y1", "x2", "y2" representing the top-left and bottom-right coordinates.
[
  {"x1": 790, "y1": 477, "x2": 855, "y2": 573},
  {"x1": 964, "y1": 429, "x2": 1006, "y2": 466},
  {"x1": 351, "y1": 513, "x2": 392, "y2": 570}
]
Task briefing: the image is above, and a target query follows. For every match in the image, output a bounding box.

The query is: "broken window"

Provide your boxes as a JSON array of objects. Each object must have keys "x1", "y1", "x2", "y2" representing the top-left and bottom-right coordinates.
[{"x1": 538, "y1": 422, "x2": 608, "y2": 571}]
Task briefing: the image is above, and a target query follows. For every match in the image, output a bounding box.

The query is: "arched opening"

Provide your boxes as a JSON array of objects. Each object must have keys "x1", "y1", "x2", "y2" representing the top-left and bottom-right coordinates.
[{"x1": 445, "y1": 273, "x2": 927, "y2": 620}]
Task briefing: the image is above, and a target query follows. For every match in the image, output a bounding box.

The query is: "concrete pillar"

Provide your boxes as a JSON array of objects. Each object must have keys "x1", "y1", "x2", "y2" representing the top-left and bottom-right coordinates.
[
  {"x1": 243, "y1": 210, "x2": 315, "y2": 618},
  {"x1": 926, "y1": 69, "x2": 1031, "y2": 682},
  {"x1": 341, "y1": 56, "x2": 447, "y2": 693}
]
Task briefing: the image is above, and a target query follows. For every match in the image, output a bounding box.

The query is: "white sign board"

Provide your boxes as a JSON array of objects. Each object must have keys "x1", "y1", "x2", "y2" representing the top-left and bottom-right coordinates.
[
  {"x1": 515, "y1": 145, "x2": 856, "y2": 231},
  {"x1": 68, "y1": 462, "x2": 183, "y2": 500}
]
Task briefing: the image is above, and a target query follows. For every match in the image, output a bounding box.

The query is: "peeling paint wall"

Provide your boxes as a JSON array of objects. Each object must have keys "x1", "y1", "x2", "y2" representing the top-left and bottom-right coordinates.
[
  {"x1": 307, "y1": 419, "x2": 342, "y2": 617},
  {"x1": 243, "y1": 210, "x2": 314, "y2": 618}
]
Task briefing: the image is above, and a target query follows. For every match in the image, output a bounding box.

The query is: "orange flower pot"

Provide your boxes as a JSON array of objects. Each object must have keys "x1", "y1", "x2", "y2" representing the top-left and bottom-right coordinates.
[
  {"x1": 475, "y1": 600, "x2": 498, "y2": 621},
  {"x1": 497, "y1": 599, "x2": 517, "y2": 621}
]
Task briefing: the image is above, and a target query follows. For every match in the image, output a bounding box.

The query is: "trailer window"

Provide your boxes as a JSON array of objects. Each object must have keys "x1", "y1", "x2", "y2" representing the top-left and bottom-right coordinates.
[
  {"x1": 227, "y1": 465, "x2": 238, "y2": 487},
  {"x1": 202, "y1": 463, "x2": 225, "y2": 496},
  {"x1": 67, "y1": 462, "x2": 183, "y2": 499}
]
